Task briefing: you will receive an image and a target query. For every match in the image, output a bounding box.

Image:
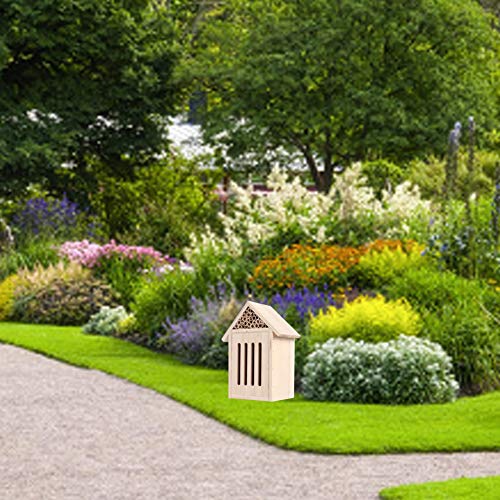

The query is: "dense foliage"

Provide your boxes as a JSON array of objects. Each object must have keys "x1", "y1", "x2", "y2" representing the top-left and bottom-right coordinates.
[
  {"x1": 0, "y1": 0, "x2": 178, "y2": 200},
  {"x1": 302, "y1": 336, "x2": 459, "y2": 404},
  {"x1": 190, "y1": 0, "x2": 500, "y2": 191},
  {"x1": 388, "y1": 267, "x2": 500, "y2": 393},
  {"x1": 309, "y1": 295, "x2": 422, "y2": 343},
  {"x1": 157, "y1": 292, "x2": 241, "y2": 368},
  {"x1": 10, "y1": 263, "x2": 118, "y2": 325}
]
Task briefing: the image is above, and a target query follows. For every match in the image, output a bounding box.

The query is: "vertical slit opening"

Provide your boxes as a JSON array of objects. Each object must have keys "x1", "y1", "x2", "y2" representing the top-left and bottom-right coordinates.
[
  {"x1": 258, "y1": 342, "x2": 262, "y2": 386},
  {"x1": 237, "y1": 343, "x2": 241, "y2": 385},
  {"x1": 244, "y1": 343, "x2": 248, "y2": 385},
  {"x1": 251, "y1": 343, "x2": 255, "y2": 386}
]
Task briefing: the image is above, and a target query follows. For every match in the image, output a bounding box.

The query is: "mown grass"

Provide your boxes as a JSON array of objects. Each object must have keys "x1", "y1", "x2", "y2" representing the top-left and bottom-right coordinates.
[
  {"x1": 379, "y1": 475, "x2": 500, "y2": 499},
  {"x1": 1, "y1": 322, "x2": 499, "y2": 454}
]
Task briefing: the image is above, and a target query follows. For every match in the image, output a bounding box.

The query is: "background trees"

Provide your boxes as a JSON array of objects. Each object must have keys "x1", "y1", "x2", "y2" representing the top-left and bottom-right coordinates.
[
  {"x1": 190, "y1": 0, "x2": 500, "y2": 192},
  {"x1": 0, "y1": 0, "x2": 177, "y2": 201}
]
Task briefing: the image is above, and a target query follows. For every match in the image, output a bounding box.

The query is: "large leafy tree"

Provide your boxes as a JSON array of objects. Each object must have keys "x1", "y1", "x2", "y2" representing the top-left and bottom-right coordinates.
[
  {"x1": 480, "y1": 0, "x2": 500, "y2": 19},
  {"x1": 190, "y1": 0, "x2": 500, "y2": 192},
  {"x1": 0, "y1": 0, "x2": 177, "y2": 200}
]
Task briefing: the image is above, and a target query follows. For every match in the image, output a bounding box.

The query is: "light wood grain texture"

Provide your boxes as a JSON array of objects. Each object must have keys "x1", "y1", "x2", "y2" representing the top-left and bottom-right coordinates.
[{"x1": 223, "y1": 301, "x2": 299, "y2": 402}]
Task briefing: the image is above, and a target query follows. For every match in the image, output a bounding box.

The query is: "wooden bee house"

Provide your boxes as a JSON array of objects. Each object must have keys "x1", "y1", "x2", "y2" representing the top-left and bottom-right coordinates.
[{"x1": 222, "y1": 301, "x2": 300, "y2": 402}]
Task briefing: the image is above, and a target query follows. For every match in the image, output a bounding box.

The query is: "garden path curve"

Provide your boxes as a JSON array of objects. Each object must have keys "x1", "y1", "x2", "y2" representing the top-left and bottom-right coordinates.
[{"x1": 0, "y1": 344, "x2": 498, "y2": 500}]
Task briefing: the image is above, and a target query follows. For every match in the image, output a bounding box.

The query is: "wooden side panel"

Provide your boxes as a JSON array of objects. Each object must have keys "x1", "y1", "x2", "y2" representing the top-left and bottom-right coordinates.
[{"x1": 270, "y1": 338, "x2": 295, "y2": 401}]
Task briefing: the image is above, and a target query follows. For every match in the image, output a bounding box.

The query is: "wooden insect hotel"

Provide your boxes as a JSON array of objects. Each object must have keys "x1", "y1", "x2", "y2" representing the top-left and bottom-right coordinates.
[{"x1": 222, "y1": 300, "x2": 300, "y2": 402}]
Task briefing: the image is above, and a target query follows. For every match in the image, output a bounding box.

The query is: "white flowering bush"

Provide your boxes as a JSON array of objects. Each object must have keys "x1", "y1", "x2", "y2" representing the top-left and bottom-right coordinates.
[
  {"x1": 301, "y1": 336, "x2": 459, "y2": 404},
  {"x1": 186, "y1": 164, "x2": 432, "y2": 265},
  {"x1": 83, "y1": 305, "x2": 130, "y2": 336},
  {"x1": 186, "y1": 167, "x2": 336, "y2": 261}
]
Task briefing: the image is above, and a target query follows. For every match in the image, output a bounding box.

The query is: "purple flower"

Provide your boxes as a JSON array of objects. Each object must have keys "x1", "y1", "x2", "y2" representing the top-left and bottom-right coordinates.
[
  {"x1": 13, "y1": 194, "x2": 80, "y2": 237},
  {"x1": 263, "y1": 286, "x2": 340, "y2": 329}
]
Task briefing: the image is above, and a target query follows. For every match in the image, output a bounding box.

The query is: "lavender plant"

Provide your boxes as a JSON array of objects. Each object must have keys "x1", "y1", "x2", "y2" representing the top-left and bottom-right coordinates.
[
  {"x1": 266, "y1": 286, "x2": 339, "y2": 330},
  {"x1": 157, "y1": 290, "x2": 242, "y2": 368},
  {"x1": 262, "y1": 286, "x2": 372, "y2": 389},
  {"x1": 12, "y1": 195, "x2": 79, "y2": 237},
  {"x1": 11, "y1": 194, "x2": 100, "y2": 245}
]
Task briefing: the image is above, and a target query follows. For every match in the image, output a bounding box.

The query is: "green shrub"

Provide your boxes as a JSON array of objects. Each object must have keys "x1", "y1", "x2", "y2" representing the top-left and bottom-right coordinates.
[
  {"x1": 408, "y1": 151, "x2": 497, "y2": 200},
  {"x1": 0, "y1": 242, "x2": 58, "y2": 281},
  {"x1": 423, "y1": 305, "x2": 499, "y2": 394},
  {"x1": 388, "y1": 267, "x2": 500, "y2": 394},
  {"x1": 132, "y1": 270, "x2": 199, "y2": 336},
  {"x1": 115, "y1": 313, "x2": 138, "y2": 337},
  {"x1": 0, "y1": 275, "x2": 18, "y2": 321},
  {"x1": 92, "y1": 157, "x2": 220, "y2": 256},
  {"x1": 355, "y1": 243, "x2": 429, "y2": 289},
  {"x1": 302, "y1": 336, "x2": 459, "y2": 404},
  {"x1": 131, "y1": 243, "x2": 251, "y2": 337},
  {"x1": 361, "y1": 159, "x2": 405, "y2": 199},
  {"x1": 189, "y1": 244, "x2": 252, "y2": 294},
  {"x1": 309, "y1": 295, "x2": 421, "y2": 343},
  {"x1": 83, "y1": 306, "x2": 130, "y2": 336},
  {"x1": 387, "y1": 267, "x2": 498, "y2": 313},
  {"x1": 11, "y1": 262, "x2": 118, "y2": 325}
]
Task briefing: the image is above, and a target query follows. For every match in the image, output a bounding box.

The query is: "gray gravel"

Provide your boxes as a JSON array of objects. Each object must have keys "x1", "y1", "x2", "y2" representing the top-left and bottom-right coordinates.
[{"x1": 0, "y1": 344, "x2": 498, "y2": 500}]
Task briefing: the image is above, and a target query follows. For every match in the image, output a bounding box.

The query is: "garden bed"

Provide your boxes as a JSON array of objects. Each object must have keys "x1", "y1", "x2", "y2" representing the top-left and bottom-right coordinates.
[{"x1": 1, "y1": 322, "x2": 498, "y2": 455}]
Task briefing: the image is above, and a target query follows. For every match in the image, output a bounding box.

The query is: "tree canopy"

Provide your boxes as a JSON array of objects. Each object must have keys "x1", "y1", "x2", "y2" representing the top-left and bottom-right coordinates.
[
  {"x1": 190, "y1": 0, "x2": 500, "y2": 191},
  {"x1": 0, "y1": 0, "x2": 177, "y2": 200}
]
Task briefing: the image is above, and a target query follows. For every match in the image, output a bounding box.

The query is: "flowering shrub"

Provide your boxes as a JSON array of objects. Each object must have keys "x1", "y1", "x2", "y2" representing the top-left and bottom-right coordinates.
[
  {"x1": 266, "y1": 286, "x2": 338, "y2": 329},
  {"x1": 83, "y1": 306, "x2": 130, "y2": 336},
  {"x1": 186, "y1": 164, "x2": 431, "y2": 269},
  {"x1": 250, "y1": 239, "x2": 416, "y2": 293},
  {"x1": 426, "y1": 197, "x2": 500, "y2": 280},
  {"x1": 59, "y1": 240, "x2": 190, "y2": 305},
  {"x1": 157, "y1": 292, "x2": 242, "y2": 368},
  {"x1": 10, "y1": 195, "x2": 102, "y2": 244},
  {"x1": 302, "y1": 336, "x2": 459, "y2": 404},
  {"x1": 309, "y1": 295, "x2": 421, "y2": 343},
  {"x1": 59, "y1": 240, "x2": 175, "y2": 269},
  {"x1": 251, "y1": 244, "x2": 365, "y2": 292},
  {"x1": 12, "y1": 195, "x2": 80, "y2": 238},
  {"x1": 11, "y1": 262, "x2": 118, "y2": 325},
  {"x1": 187, "y1": 167, "x2": 336, "y2": 262}
]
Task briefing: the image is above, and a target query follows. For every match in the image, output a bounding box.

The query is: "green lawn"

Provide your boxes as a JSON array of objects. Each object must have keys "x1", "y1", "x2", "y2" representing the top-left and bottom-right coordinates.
[
  {"x1": 1, "y1": 322, "x2": 499, "y2": 454},
  {"x1": 379, "y1": 475, "x2": 500, "y2": 499}
]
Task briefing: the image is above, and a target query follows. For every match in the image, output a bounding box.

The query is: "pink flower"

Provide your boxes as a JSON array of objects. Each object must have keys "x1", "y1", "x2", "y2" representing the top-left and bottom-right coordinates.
[{"x1": 58, "y1": 240, "x2": 190, "y2": 272}]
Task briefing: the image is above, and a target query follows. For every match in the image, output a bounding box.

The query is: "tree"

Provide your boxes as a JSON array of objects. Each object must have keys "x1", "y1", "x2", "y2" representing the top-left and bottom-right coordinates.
[
  {"x1": 479, "y1": 0, "x2": 500, "y2": 20},
  {"x1": 0, "y1": 0, "x2": 178, "y2": 200},
  {"x1": 189, "y1": 0, "x2": 500, "y2": 192}
]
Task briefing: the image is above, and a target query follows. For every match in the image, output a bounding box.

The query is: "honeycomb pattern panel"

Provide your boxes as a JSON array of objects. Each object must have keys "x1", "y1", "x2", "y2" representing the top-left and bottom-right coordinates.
[{"x1": 233, "y1": 308, "x2": 268, "y2": 329}]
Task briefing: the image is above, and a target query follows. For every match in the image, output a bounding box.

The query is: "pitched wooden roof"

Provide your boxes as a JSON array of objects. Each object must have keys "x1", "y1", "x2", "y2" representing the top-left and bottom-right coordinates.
[{"x1": 222, "y1": 300, "x2": 300, "y2": 342}]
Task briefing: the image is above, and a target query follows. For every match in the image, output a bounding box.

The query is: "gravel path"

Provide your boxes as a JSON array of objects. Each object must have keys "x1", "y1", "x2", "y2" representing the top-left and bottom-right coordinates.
[{"x1": 0, "y1": 344, "x2": 498, "y2": 500}]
